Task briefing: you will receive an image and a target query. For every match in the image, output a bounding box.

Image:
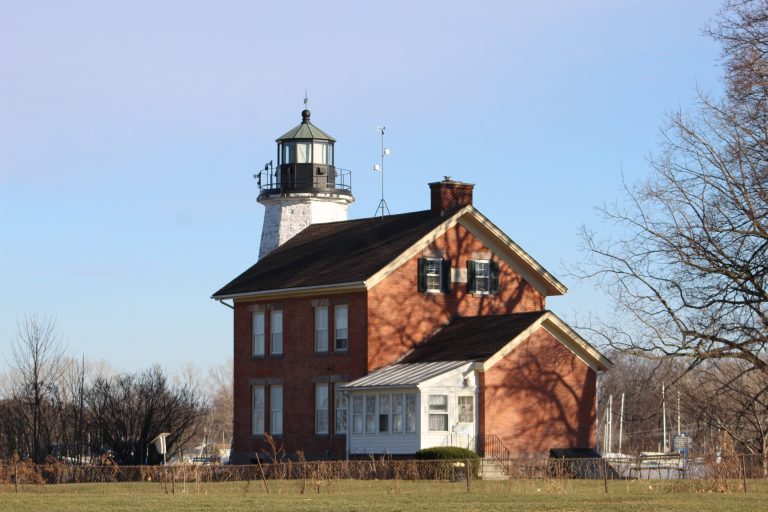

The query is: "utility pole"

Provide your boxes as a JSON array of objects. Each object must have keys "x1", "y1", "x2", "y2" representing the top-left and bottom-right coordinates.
[
  {"x1": 662, "y1": 383, "x2": 667, "y2": 453},
  {"x1": 619, "y1": 392, "x2": 625, "y2": 455},
  {"x1": 608, "y1": 394, "x2": 613, "y2": 454},
  {"x1": 677, "y1": 389, "x2": 681, "y2": 435}
]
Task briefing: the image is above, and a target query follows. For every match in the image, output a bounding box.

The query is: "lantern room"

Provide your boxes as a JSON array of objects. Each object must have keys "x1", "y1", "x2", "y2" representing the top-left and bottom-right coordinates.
[{"x1": 265, "y1": 109, "x2": 349, "y2": 195}]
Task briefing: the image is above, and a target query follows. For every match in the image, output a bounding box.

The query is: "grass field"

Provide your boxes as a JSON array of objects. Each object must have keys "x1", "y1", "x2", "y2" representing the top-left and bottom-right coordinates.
[{"x1": 0, "y1": 479, "x2": 766, "y2": 511}]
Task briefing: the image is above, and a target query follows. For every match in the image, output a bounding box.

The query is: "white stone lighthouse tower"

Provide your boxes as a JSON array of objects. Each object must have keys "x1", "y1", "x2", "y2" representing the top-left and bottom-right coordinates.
[{"x1": 256, "y1": 109, "x2": 354, "y2": 259}]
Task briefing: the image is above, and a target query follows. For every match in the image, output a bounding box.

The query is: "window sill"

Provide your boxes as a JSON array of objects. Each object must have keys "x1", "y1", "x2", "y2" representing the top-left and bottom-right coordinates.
[
  {"x1": 269, "y1": 354, "x2": 284, "y2": 359},
  {"x1": 251, "y1": 355, "x2": 266, "y2": 360}
]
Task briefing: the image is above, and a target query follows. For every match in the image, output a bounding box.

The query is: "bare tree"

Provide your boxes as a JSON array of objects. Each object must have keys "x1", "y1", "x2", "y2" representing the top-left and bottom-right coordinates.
[
  {"x1": 578, "y1": 0, "x2": 768, "y2": 376},
  {"x1": 577, "y1": 0, "x2": 768, "y2": 456},
  {"x1": 87, "y1": 365, "x2": 205, "y2": 464},
  {"x1": 9, "y1": 314, "x2": 65, "y2": 462}
]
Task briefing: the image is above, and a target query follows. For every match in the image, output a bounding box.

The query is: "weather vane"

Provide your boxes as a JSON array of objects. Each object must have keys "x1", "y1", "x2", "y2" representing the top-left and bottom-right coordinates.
[{"x1": 303, "y1": 90, "x2": 309, "y2": 109}]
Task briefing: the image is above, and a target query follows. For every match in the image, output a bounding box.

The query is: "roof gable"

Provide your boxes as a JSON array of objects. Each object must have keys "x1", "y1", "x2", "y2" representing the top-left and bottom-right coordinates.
[
  {"x1": 401, "y1": 311, "x2": 612, "y2": 372},
  {"x1": 212, "y1": 205, "x2": 566, "y2": 300}
]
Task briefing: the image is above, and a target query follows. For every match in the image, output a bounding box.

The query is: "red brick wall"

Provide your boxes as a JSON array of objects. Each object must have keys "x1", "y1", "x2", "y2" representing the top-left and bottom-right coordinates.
[
  {"x1": 367, "y1": 223, "x2": 545, "y2": 371},
  {"x1": 231, "y1": 292, "x2": 368, "y2": 462},
  {"x1": 482, "y1": 328, "x2": 597, "y2": 457}
]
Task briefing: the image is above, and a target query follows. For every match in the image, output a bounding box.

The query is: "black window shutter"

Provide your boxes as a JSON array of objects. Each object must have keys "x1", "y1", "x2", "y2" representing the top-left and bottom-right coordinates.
[
  {"x1": 441, "y1": 259, "x2": 451, "y2": 292},
  {"x1": 467, "y1": 260, "x2": 476, "y2": 293},
  {"x1": 417, "y1": 258, "x2": 427, "y2": 292},
  {"x1": 490, "y1": 260, "x2": 500, "y2": 294}
]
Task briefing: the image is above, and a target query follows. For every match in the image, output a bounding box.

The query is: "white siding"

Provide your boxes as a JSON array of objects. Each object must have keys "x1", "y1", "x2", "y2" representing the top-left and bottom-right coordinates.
[
  {"x1": 419, "y1": 367, "x2": 478, "y2": 452},
  {"x1": 347, "y1": 390, "x2": 421, "y2": 456}
]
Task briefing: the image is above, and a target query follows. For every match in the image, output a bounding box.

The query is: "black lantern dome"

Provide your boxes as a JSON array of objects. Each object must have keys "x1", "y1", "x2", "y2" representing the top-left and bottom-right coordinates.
[{"x1": 265, "y1": 109, "x2": 349, "y2": 196}]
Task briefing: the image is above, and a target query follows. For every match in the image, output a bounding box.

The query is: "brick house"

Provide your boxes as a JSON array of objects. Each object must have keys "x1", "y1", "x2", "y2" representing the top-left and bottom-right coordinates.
[{"x1": 213, "y1": 110, "x2": 611, "y2": 462}]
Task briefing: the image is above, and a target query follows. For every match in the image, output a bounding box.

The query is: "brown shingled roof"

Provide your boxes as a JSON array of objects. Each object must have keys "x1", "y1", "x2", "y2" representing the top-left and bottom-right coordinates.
[
  {"x1": 399, "y1": 311, "x2": 548, "y2": 363},
  {"x1": 213, "y1": 210, "x2": 447, "y2": 298}
]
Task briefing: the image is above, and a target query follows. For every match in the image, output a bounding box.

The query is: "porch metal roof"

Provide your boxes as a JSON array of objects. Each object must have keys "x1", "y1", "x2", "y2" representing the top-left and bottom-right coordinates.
[{"x1": 343, "y1": 361, "x2": 471, "y2": 389}]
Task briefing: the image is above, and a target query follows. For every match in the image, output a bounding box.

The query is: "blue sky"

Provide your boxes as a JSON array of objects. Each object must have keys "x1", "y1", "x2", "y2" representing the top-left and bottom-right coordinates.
[{"x1": 0, "y1": 0, "x2": 725, "y2": 373}]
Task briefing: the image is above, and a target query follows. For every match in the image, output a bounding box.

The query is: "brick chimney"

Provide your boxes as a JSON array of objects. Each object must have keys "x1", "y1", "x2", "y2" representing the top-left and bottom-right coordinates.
[{"x1": 429, "y1": 177, "x2": 474, "y2": 216}]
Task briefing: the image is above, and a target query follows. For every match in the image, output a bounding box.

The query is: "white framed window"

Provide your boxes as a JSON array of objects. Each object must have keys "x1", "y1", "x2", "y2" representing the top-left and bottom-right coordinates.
[
  {"x1": 392, "y1": 394, "x2": 404, "y2": 433},
  {"x1": 335, "y1": 383, "x2": 348, "y2": 434},
  {"x1": 252, "y1": 385, "x2": 265, "y2": 436},
  {"x1": 425, "y1": 258, "x2": 442, "y2": 292},
  {"x1": 252, "y1": 311, "x2": 265, "y2": 357},
  {"x1": 352, "y1": 395, "x2": 364, "y2": 434},
  {"x1": 457, "y1": 395, "x2": 474, "y2": 423},
  {"x1": 474, "y1": 260, "x2": 491, "y2": 294},
  {"x1": 315, "y1": 383, "x2": 329, "y2": 435},
  {"x1": 315, "y1": 306, "x2": 328, "y2": 352},
  {"x1": 270, "y1": 310, "x2": 283, "y2": 355},
  {"x1": 378, "y1": 394, "x2": 390, "y2": 433},
  {"x1": 270, "y1": 385, "x2": 283, "y2": 435},
  {"x1": 428, "y1": 394, "x2": 449, "y2": 432},
  {"x1": 365, "y1": 395, "x2": 377, "y2": 433},
  {"x1": 334, "y1": 305, "x2": 348, "y2": 351},
  {"x1": 406, "y1": 394, "x2": 417, "y2": 433}
]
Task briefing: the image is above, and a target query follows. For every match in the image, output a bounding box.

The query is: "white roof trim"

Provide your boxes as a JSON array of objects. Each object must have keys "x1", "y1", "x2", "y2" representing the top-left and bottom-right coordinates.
[
  {"x1": 481, "y1": 311, "x2": 613, "y2": 372},
  {"x1": 458, "y1": 209, "x2": 566, "y2": 296},
  {"x1": 365, "y1": 205, "x2": 566, "y2": 296},
  {"x1": 211, "y1": 281, "x2": 366, "y2": 301}
]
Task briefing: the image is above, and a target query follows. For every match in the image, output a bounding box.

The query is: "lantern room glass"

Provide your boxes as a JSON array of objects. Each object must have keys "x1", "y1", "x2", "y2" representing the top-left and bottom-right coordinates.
[{"x1": 279, "y1": 141, "x2": 334, "y2": 166}]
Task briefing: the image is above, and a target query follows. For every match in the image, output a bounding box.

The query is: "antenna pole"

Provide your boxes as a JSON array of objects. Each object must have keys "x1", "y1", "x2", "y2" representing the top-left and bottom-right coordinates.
[
  {"x1": 374, "y1": 126, "x2": 391, "y2": 218},
  {"x1": 380, "y1": 126, "x2": 385, "y2": 206}
]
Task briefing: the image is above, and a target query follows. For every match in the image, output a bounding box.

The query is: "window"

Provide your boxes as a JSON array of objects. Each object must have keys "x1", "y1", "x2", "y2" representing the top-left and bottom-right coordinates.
[
  {"x1": 365, "y1": 395, "x2": 377, "y2": 433},
  {"x1": 352, "y1": 395, "x2": 364, "y2": 434},
  {"x1": 296, "y1": 142, "x2": 310, "y2": 163},
  {"x1": 468, "y1": 260, "x2": 500, "y2": 294},
  {"x1": 392, "y1": 394, "x2": 404, "y2": 433},
  {"x1": 428, "y1": 394, "x2": 449, "y2": 432},
  {"x1": 335, "y1": 383, "x2": 348, "y2": 434},
  {"x1": 315, "y1": 384, "x2": 329, "y2": 435},
  {"x1": 378, "y1": 394, "x2": 390, "y2": 433},
  {"x1": 252, "y1": 385, "x2": 264, "y2": 436},
  {"x1": 406, "y1": 394, "x2": 417, "y2": 433},
  {"x1": 252, "y1": 311, "x2": 265, "y2": 357},
  {"x1": 458, "y1": 396, "x2": 474, "y2": 423},
  {"x1": 315, "y1": 306, "x2": 328, "y2": 352},
  {"x1": 334, "y1": 305, "x2": 348, "y2": 351},
  {"x1": 270, "y1": 385, "x2": 283, "y2": 435},
  {"x1": 270, "y1": 310, "x2": 283, "y2": 355},
  {"x1": 474, "y1": 260, "x2": 491, "y2": 294},
  {"x1": 418, "y1": 257, "x2": 449, "y2": 293},
  {"x1": 425, "y1": 258, "x2": 442, "y2": 292},
  {"x1": 282, "y1": 143, "x2": 293, "y2": 165},
  {"x1": 312, "y1": 142, "x2": 327, "y2": 164}
]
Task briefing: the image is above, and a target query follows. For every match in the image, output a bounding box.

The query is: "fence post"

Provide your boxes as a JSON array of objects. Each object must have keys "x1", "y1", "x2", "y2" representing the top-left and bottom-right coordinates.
[
  {"x1": 254, "y1": 454, "x2": 270, "y2": 495},
  {"x1": 465, "y1": 459, "x2": 471, "y2": 493},
  {"x1": 602, "y1": 458, "x2": 608, "y2": 494},
  {"x1": 741, "y1": 454, "x2": 748, "y2": 493}
]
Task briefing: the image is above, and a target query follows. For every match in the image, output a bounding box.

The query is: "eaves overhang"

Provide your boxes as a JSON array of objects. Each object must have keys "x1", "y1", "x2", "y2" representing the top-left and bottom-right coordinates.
[{"x1": 211, "y1": 281, "x2": 366, "y2": 302}]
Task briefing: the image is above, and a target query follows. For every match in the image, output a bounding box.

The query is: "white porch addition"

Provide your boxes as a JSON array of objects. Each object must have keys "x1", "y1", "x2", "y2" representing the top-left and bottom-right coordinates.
[{"x1": 344, "y1": 361, "x2": 478, "y2": 457}]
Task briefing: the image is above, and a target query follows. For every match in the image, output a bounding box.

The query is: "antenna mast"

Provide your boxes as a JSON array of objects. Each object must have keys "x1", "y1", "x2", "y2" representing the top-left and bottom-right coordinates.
[{"x1": 373, "y1": 126, "x2": 391, "y2": 218}]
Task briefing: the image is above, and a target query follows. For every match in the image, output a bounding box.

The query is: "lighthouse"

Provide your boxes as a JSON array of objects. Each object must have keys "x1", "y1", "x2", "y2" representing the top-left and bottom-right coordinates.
[{"x1": 256, "y1": 109, "x2": 354, "y2": 259}]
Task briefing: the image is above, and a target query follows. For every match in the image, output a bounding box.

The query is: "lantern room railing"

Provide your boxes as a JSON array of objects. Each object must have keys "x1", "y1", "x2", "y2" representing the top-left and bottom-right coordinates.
[{"x1": 255, "y1": 166, "x2": 352, "y2": 195}]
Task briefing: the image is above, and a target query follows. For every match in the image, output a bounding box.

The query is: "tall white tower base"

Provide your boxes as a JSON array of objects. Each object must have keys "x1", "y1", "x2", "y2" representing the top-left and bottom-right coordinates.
[{"x1": 258, "y1": 192, "x2": 354, "y2": 259}]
